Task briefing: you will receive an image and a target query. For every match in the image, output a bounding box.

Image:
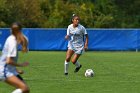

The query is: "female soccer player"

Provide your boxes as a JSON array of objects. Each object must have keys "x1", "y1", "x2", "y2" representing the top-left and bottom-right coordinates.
[
  {"x1": 64, "y1": 14, "x2": 88, "y2": 75},
  {"x1": 0, "y1": 22, "x2": 30, "y2": 93}
]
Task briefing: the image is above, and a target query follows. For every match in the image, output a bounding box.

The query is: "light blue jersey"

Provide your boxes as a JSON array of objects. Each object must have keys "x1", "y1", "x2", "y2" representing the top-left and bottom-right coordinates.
[
  {"x1": 0, "y1": 35, "x2": 18, "y2": 80},
  {"x1": 67, "y1": 24, "x2": 87, "y2": 54}
]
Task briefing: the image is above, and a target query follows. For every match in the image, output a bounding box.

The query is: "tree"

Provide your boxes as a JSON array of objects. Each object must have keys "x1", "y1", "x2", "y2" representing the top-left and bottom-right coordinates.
[
  {"x1": 5, "y1": 0, "x2": 42, "y2": 27},
  {"x1": 0, "y1": 0, "x2": 8, "y2": 27},
  {"x1": 0, "y1": 0, "x2": 139, "y2": 28}
]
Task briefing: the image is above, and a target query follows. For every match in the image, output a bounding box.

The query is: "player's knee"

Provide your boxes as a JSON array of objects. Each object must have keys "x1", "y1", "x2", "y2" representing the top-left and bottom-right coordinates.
[
  {"x1": 71, "y1": 59, "x2": 76, "y2": 64},
  {"x1": 25, "y1": 87, "x2": 30, "y2": 93},
  {"x1": 66, "y1": 57, "x2": 71, "y2": 62},
  {"x1": 21, "y1": 85, "x2": 30, "y2": 93}
]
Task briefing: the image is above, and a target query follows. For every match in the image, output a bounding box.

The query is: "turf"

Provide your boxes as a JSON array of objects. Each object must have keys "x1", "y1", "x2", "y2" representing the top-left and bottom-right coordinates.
[{"x1": 0, "y1": 51, "x2": 140, "y2": 93}]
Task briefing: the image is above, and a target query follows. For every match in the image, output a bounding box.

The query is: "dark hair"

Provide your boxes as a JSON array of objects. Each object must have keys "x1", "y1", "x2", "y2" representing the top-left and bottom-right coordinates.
[
  {"x1": 71, "y1": 14, "x2": 79, "y2": 23},
  {"x1": 11, "y1": 22, "x2": 22, "y2": 30}
]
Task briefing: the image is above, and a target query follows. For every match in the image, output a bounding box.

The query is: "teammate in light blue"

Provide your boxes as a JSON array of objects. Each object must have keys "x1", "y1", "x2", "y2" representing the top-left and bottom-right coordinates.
[
  {"x1": 0, "y1": 22, "x2": 30, "y2": 93},
  {"x1": 64, "y1": 14, "x2": 88, "y2": 75}
]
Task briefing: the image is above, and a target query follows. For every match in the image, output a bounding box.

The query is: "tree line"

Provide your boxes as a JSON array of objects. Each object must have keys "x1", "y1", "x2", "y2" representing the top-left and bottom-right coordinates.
[{"x1": 0, "y1": 0, "x2": 139, "y2": 28}]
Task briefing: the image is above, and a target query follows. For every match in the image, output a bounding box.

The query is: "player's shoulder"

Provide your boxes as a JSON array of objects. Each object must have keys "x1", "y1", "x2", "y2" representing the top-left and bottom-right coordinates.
[
  {"x1": 78, "y1": 24, "x2": 85, "y2": 28},
  {"x1": 7, "y1": 35, "x2": 16, "y2": 40},
  {"x1": 78, "y1": 24, "x2": 86, "y2": 30},
  {"x1": 68, "y1": 24, "x2": 73, "y2": 28},
  {"x1": 6, "y1": 35, "x2": 16, "y2": 42}
]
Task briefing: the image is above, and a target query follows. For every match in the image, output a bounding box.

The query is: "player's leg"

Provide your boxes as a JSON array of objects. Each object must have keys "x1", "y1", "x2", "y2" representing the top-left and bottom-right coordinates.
[
  {"x1": 16, "y1": 69, "x2": 24, "y2": 81},
  {"x1": 71, "y1": 54, "x2": 82, "y2": 73},
  {"x1": 66, "y1": 49, "x2": 74, "y2": 62},
  {"x1": 64, "y1": 49, "x2": 74, "y2": 75},
  {"x1": 5, "y1": 75, "x2": 30, "y2": 93},
  {"x1": 16, "y1": 74, "x2": 24, "y2": 81}
]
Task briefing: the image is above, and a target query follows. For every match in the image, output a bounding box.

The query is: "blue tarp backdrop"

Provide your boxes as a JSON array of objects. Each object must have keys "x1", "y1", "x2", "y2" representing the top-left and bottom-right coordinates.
[{"x1": 0, "y1": 28, "x2": 140, "y2": 51}]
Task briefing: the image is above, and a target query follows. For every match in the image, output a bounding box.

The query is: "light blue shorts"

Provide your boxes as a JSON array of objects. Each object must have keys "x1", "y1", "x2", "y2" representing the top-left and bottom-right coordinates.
[
  {"x1": 0, "y1": 65, "x2": 16, "y2": 81},
  {"x1": 68, "y1": 45, "x2": 84, "y2": 54}
]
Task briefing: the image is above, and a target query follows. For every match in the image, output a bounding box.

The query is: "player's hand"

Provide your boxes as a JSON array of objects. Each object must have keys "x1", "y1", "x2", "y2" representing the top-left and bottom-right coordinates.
[
  {"x1": 84, "y1": 46, "x2": 88, "y2": 51},
  {"x1": 65, "y1": 35, "x2": 69, "y2": 40},
  {"x1": 17, "y1": 69, "x2": 24, "y2": 74},
  {"x1": 20, "y1": 62, "x2": 29, "y2": 67}
]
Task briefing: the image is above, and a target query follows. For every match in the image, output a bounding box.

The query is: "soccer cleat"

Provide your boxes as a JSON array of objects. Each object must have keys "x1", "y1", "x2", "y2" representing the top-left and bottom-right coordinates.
[
  {"x1": 74, "y1": 65, "x2": 82, "y2": 73},
  {"x1": 64, "y1": 73, "x2": 68, "y2": 76}
]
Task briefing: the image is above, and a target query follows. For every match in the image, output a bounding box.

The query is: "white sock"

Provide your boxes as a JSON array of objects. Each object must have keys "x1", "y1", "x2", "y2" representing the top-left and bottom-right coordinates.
[
  {"x1": 12, "y1": 89, "x2": 22, "y2": 93},
  {"x1": 64, "y1": 60, "x2": 69, "y2": 73},
  {"x1": 75, "y1": 61, "x2": 80, "y2": 68}
]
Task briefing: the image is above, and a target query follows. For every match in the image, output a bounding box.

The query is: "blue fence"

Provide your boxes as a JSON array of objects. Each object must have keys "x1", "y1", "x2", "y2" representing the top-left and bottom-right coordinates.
[{"x1": 0, "y1": 28, "x2": 140, "y2": 51}]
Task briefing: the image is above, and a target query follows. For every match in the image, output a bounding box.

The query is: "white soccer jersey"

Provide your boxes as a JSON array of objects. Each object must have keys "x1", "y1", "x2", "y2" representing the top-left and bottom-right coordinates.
[
  {"x1": 67, "y1": 24, "x2": 87, "y2": 49},
  {"x1": 0, "y1": 35, "x2": 18, "y2": 80}
]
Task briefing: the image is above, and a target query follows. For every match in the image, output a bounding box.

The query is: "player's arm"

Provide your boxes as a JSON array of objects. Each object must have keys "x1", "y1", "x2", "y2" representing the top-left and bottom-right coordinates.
[
  {"x1": 6, "y1": 57, "x2": 29, "y2": 67},
  {"x1": 65, "y1": 26, "x2": 70, "y2": 40},
  {"x1": 82, "y1": 26, "x2": 88, "y2": 50},
  {"x1": 84, "y1": 34, "x2": 88, "y2": 50},
  {"x1": 16, "y1": 68, "x2": 24, "y2": 74},
  {"x1": 65, "y1": 35, "x2": 70, "y2": 40},
  {"x1": 6, "y1": 38, "x2": 29, "y2": 67}
]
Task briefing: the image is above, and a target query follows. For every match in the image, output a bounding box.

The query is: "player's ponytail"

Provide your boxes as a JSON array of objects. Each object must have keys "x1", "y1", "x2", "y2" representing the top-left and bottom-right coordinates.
[
  {"x1": 17, "y1": 32, "x2": 28, "y2": 53},
  {"x1": 11, "y1": 22, "x2": 28, "y2": 53}
]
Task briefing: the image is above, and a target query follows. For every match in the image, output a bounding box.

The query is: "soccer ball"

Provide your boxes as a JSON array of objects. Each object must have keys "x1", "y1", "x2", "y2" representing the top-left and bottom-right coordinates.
[{"x1": 85, "y1": 69, "x2": 94, "y2": 77}]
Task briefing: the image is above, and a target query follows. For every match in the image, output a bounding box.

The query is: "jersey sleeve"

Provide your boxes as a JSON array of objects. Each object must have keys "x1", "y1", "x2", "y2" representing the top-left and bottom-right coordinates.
[
  {"x1": 82, "y1": 26, "x2": 88, "y2": 35},
  {"x1": 67, "y1": 26, "x2": 70, "y2": 36},
  {"x1": 7, "y1": 38, "x2": 17, "y2": 57}
]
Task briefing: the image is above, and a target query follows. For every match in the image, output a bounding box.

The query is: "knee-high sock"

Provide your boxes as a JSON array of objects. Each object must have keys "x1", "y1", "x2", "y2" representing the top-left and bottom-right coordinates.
[
  {"x1": 12, "y1": 89, "x2": 22, "y2": 93},
  {"x1": 64, "y1": 60, "x2": 69, "y2": 73},
  {"x1": 74, "y1": 61, "x2": 80, "y2": 68}
]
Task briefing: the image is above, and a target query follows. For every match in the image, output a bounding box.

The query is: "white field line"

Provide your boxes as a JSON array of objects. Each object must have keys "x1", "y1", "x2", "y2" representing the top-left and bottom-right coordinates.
[{"x1": 23, "y1": 77, "x2": 140, "y2": 83}]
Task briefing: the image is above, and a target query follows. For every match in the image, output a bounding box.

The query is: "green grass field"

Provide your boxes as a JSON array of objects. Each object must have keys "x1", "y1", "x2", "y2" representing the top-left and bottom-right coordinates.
[{"x1": 0, "y1": 51, "x2": 140, "y2": 93}]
